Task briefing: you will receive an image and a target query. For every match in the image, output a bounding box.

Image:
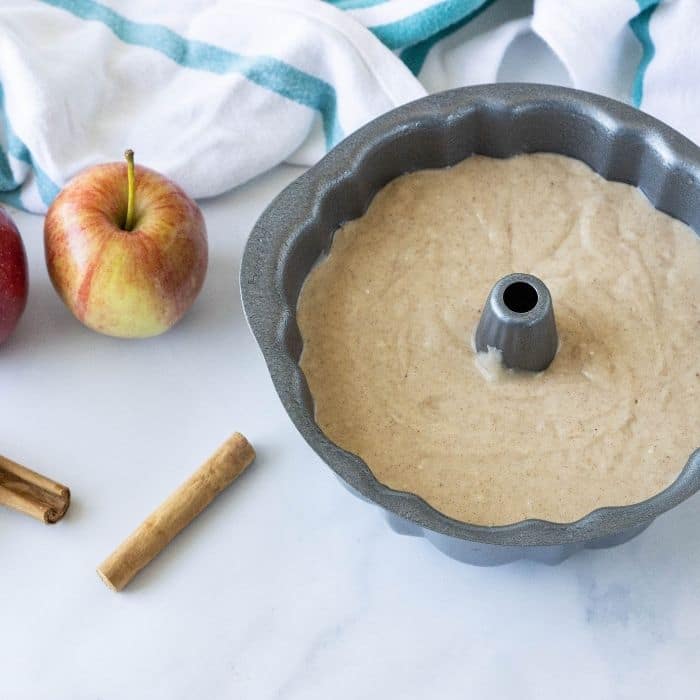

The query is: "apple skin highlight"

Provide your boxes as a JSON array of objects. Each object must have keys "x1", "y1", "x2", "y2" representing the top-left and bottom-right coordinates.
[{"x1": 44, "y1": 162, "x2": 208, "y2": 338}]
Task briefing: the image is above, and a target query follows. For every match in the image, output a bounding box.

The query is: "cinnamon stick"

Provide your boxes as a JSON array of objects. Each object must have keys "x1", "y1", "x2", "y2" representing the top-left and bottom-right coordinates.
[
  {"x1": 0, "y1": 454, "x2": 70, "y2": 523},
  {"x1": 97, "y1": 432, "x2": 255, "y2": 592}
]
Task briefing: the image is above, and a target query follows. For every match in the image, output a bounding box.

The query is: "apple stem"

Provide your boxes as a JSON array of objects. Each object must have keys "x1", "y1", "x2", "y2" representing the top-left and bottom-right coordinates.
[{"x1": 124, "y1": 149, "x2": 136, "y2": 231}]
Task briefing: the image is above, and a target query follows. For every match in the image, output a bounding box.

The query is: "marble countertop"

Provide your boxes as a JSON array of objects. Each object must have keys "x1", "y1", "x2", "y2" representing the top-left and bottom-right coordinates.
[
  {"x1": 4, "y1": 161, "x2": 699, "y2": 700},
  {"x1": 3, "y1": 34, "x2": 699, "y2": 700}
]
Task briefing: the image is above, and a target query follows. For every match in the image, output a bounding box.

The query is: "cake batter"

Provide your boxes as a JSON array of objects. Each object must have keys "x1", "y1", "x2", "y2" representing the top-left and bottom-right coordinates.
[{"x1": 297, "y1": 154, "x2": 700, "y2": 524}]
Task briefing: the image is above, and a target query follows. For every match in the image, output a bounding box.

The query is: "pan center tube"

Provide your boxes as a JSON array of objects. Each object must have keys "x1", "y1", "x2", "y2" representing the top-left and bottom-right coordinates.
[{"x1": 474, "y1": 273, "x2": 558, "y2": 372}]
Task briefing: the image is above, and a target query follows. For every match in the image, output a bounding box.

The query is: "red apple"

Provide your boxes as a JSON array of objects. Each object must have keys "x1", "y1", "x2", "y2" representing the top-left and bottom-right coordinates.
[
  {"x1": 0, "y1": 206, "x2": 28, "y2": 345},
  {"x1": 44, "y1": 151, "x2": 207, "y2": 338}
]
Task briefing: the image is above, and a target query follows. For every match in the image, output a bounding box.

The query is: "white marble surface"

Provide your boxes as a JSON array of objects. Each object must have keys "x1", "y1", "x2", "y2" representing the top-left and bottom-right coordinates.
[{"x1": 3, "y1": 30, "x2": 699, "y2": 700}]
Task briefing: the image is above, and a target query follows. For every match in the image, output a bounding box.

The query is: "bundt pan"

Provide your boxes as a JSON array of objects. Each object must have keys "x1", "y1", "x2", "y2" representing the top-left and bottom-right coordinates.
[{"x1": 241, "y1": 83, "x2": 700, "y2": 565}]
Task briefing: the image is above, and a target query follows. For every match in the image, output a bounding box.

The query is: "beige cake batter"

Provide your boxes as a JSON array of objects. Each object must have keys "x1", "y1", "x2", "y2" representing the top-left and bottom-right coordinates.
[{"x1": 297, "y1": 153, "x2": 700, "y2": 525}]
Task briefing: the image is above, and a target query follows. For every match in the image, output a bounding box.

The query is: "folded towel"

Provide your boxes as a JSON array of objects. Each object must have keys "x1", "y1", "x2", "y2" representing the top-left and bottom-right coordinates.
[{"x1": 0, "y1": 0, "x2": 696, "y2": 213}]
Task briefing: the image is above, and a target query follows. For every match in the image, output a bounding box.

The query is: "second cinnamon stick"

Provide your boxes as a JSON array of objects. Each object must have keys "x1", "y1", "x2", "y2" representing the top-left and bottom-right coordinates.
[{"x1": 97, "y1": 432, "x2": 255, "y2": 592}]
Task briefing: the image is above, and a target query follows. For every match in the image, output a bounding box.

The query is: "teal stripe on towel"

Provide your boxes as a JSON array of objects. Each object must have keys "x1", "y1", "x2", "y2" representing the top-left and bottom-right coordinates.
[
  {"x1": 41, "y1": 0, "x2": 343, "y2": 147},
  {"x1": 371, "y1": 0, "x2": 489, "y2": 51},
  {"x1": 0, "y1": 188, "x2": 25, "y2": 210},
  {"x1": 0, "y1": 124, "x2": 24, "y2": 208},
  {"x1": 400, "y1": 0, "x2": 494, "y2": 75},
  {"x1": 630, "y1": 0, "x2": 660, "y2": 107},
  {"x1": 0, "y1": 83, "x2": 59, "y2": 207},
  {"x1": 0, "y1": 147, "x2": 17, "y2": 193}
]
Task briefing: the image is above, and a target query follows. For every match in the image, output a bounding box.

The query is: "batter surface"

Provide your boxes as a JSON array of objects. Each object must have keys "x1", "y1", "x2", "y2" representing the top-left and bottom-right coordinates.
[{"x1": 297, "y1": 154, "x2": 700, "y2": 524}]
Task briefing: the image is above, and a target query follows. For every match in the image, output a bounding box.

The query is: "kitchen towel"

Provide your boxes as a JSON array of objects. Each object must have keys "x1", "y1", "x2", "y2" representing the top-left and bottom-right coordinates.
[{"x1": 0, "y1": 0, "x2": 696, "y2": 213}]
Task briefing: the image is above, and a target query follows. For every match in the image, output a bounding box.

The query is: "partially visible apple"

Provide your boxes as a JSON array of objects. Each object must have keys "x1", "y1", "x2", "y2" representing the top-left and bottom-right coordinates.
[
  {"x1": 44, "y1": 150, "x2": 207, "y2": 338},
  {"x1": 0, "y1": 206, "x2": 28, "y2": 345}
]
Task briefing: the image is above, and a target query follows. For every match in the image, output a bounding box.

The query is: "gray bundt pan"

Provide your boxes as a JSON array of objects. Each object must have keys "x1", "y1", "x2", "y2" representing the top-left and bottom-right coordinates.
[{"x1": 241, "y1": 83, "x2": 700, "y2": 565}]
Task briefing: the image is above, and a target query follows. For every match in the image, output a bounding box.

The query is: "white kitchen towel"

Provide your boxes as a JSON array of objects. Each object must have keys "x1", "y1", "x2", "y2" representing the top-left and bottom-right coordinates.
[{"x1": 0, "y1": 0, "x2": 696, "y2": 213}]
